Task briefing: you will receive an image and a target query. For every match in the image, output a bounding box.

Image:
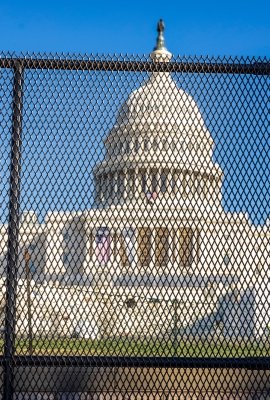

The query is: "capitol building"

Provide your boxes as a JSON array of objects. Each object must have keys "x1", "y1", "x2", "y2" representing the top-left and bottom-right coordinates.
[{"x1": 0, "y1": 23, "x2": 269, "y2": 340}]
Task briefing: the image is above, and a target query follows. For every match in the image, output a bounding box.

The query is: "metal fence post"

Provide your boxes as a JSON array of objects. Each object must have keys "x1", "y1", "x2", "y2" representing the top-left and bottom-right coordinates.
[{"x1": 3, "y1": 61, "x2": 24, "y2": 400}]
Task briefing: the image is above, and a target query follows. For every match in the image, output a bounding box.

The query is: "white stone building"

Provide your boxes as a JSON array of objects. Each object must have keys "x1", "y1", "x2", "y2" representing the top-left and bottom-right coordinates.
[{"x1": 0, "y1": 25, "x2": 269, "y2": 340}]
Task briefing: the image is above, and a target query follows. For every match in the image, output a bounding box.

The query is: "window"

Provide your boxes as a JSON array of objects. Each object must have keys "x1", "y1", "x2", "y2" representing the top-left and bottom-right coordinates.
[
  {"x1": 134, "y1": 138, "x2": 140, "y2": 153},
  {"x1": 170, "y1": 175, "x2": 176, "y2": 192},
  {"x1": 142, "y1": 173, "x2": 147, "y2": 193},
  {"x1": 125, "y1": 298, "x2": 136, "y2": 309},
  {"x1": 29, "y1": 261, "x2": 36, "y2": 274},
  {"x1": 161, "y1": 172, "x2": 167, "y2": 193},
  {"x1": 152, "y1": 138, "x2": 158, "y2": 151},
  {"x1": 223, "y1": 254, "x2": 230, "y2": 266},
  {"x1": 63, "y1": 232, "x2": 70, "y2": 242},
  {"x1": 144, "y1": 138, "x2": 149, "y2": 151},
  {"x1": 63, "y1": 253, "x2": 70, "y2": 265}
]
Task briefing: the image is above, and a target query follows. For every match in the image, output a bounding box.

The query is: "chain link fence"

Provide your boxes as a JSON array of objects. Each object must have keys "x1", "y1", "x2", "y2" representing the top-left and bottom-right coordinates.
[{"x1": 0, "y1": 51, "x2": 269, "y2": 399}]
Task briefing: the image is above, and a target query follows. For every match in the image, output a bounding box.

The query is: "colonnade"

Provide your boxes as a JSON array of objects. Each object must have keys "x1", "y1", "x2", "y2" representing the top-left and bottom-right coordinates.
[
  {"x1": 95, "y1": 168, "x2": 221, "y2": 204},
  {"x1": 105, "y1": 134, "x2": 203, "y2": 157}
]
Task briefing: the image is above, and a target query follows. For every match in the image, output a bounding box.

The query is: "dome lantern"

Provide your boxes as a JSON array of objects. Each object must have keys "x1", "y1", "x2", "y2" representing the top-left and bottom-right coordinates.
[{"x1": 150, "y1": 19, "x2": 172, "y2": 62}]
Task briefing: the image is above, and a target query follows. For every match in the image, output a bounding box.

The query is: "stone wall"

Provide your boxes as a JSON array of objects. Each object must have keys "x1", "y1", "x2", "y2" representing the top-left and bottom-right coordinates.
[{"x1": 0, "y1": 277, "x2": 266, "y2": 339}]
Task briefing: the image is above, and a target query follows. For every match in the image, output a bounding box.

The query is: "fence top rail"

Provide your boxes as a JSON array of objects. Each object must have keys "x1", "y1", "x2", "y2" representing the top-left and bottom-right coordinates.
[
  {"x1": 1, "y1": 356, "x2": 270, "y2": 369},
  {"x1": 0, "y1": 54, "x2": 269, "y2": 75}
]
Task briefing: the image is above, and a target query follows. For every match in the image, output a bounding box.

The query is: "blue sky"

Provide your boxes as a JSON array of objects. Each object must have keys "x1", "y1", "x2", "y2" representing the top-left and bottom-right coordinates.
[{"x1": 0, "y1": 0, "x2": 269, "y2": 57}]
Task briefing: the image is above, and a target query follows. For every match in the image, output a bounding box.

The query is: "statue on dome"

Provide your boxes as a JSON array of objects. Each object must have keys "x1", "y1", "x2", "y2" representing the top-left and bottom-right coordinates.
[
  {"x1": 155, "y1": 19, "x2": 166, "y2": 51},
  {"x1": 157, "y1": 19, "x2": 165, "y2": 34}
]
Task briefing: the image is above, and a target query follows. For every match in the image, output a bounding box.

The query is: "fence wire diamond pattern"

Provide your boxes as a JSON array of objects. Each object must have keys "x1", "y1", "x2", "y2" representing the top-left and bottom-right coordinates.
[{"x1": 0, "y1": 51, "x2": 269, "y2": 399}]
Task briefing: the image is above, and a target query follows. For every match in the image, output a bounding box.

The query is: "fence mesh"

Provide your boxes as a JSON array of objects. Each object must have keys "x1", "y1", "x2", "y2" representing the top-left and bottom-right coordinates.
[{"x1": 0, "y1": 51, "x2": 269, "y2": 399}]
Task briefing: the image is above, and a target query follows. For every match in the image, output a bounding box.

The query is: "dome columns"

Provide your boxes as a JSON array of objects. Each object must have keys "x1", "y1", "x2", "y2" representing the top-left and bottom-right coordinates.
[{"x1": 95, "y1": 166, "x2": 222, "y2": 207}]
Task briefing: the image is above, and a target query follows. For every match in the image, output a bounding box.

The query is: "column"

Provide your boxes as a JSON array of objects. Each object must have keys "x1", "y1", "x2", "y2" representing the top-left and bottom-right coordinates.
[
  {"x1": 167, "y1": 171, "x2": 173, "y2": 198},
  {"x1": 192, "y1": 173, "x2": 197, "y2": 196},
  {"x1": 129, "y1": 138, "x2": 134, "y2": 154},
  {"x1": 202, "y1": 176, "x2": 208, "y2": 199},
  {"x1": 204, "y1": 175, "x2": 209, "y2": 199},
  {"x1": 215, "y1": 178, "x2": 220, "y2": 196},
  {"x1": 134, "y1": 167, "x2": 139, "y2": 198},
  {"x1": 103, "y1": 174, "x2": 107, "y2": 201},
  {"x1": 95, "y1": 175, "x2": 100, "y2": 203},
  {"x1": 110, "y1": 233, "x2": 115, "y2": 264},
  {"x1": 173, "y1": 229, "x2": 179, "y2": 265},
  {"x1": 116, "y1": 231, "x2": 122, "y2": 265},
  {"x1": 113, "y1": 172, "x2": 118, "y2": 202},
  {"x1": 156, "y1": 169, "x2": 161, "y2": 193},
  {"x1": 138, "y1": 137, "x2": 143, "y2": 154},
  {"x1": 123, "y1": 168, "x2": 128, "y2": 200},
  {"x1": 196, "y1": 174, "x2": 202, "y2": 198},
  {"x1": 192, "y1": 173, "x2": 198, "y2": 196},
  {"x1": 185, "y1": 172, "x2": 191, "y2": 196},
  {"x1": 146, "y1": 167, "x2": 152, "y2": 193},
  {"x1": 209, "y1": 176, "x2": 214, "y2": 200},
  {"x1": 173, "y1": 170, "x2": 178, "y2": 195},
  {"x1": 130, "y1": 170, "x2": 135, "y2": 198},
  {"x1": 190, "y1": 173, "x2": 194, "y2": 195},
  {"x1": 108, "y1": 174, "x2": 112, "y2": 201},
  {"x1": 167, "y1": 229, "x2": 174, "y2": 267},
  {"x1": 138, "y1": 168, "x2": 144, "y2": 197},
  {"x1": 179, "y1": 172, "x2": 185, "y2": 195},
  {"x1": 141, "y1": 171, "x2": 146, "y2": 194},
  {"x1": 99, "y1": 175, "x2": 103, "y2": 203},
  {"x1": 196, "y1": 229, "x2": 200, "y2": 264},
  {"x1": 150, "y1": 228, "x2": 156, "y2": 273},
  {"x1": 91, "y1": 228, "x2": 97, "y2": 265},
  {"x1": 133, "y1": 229, "x2": 139, "y2": 273}
]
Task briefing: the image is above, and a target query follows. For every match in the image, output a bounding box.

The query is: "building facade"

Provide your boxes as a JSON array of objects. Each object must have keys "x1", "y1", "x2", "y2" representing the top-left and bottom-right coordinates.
[{"x1": 0, "y1": 25, "x2": 269, "y2": 340}]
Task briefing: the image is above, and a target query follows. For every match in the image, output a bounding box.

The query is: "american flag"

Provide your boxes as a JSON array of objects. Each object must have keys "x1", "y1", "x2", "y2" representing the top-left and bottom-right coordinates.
[{"x1": 95, "y1": 227, "x2": 111, "y2": 264}]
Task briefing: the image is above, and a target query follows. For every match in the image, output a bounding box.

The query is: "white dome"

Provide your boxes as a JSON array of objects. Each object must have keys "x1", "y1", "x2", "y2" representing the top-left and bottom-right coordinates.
[
  {"x1": 115, "y1": 72, "x2": 206, "y2": 135},
  {"x1": 93, "y1": 21, "x2": 223, "y2": 209}
]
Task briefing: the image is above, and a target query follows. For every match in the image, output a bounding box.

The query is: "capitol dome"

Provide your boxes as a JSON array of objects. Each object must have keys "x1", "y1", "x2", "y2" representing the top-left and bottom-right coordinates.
[
  {"x1": 94, "y1": 21, "x2": 223, "y2": 208},
  {"x1": 115, "y1": 73, "x2": 207, "y2": 135}
]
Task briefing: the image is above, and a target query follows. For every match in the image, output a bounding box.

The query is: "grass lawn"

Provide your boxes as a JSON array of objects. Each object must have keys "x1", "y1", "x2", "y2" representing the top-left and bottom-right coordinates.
[{"x1": 0, "y1": 337, "x2": 268, "y2": 357}]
